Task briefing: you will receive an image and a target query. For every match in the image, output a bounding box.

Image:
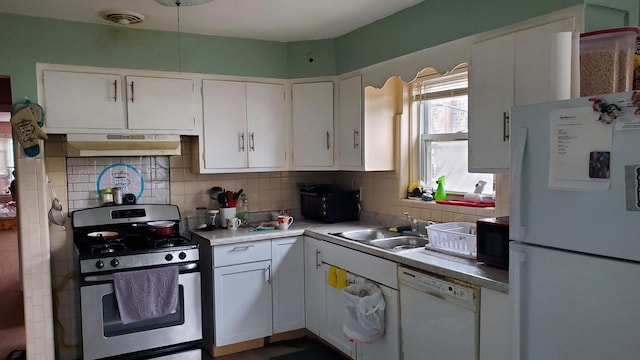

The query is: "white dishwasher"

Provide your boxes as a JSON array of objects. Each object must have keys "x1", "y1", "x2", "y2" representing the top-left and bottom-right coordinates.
[{"x1": 399, "y1": 266, "x2": 479, "y2": 360}]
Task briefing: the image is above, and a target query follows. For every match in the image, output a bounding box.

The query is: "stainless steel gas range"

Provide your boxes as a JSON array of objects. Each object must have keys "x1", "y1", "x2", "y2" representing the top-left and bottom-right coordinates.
[{"x1": 72, "y1": 204, "x2": 202, "y2": 360}]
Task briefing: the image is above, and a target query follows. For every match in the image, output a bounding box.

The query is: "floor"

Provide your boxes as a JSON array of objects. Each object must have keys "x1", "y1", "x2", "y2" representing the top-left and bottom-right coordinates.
[
  {"x1": 0, "y1": 229, "x2": 26, "y2": 359},
  {"x1": 207, "y1": 337, "x2": 348, "y2": 360}
]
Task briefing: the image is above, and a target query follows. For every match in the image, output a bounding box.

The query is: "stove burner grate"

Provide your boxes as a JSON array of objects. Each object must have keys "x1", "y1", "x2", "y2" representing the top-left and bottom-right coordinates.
[{"x1": 90, "y1": 242, "x2": 126, "y2": 254}]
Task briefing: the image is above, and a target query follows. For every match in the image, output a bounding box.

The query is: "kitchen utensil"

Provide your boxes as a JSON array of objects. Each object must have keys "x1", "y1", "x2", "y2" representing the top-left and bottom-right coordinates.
[
  {"x1": 87, "y1": 231, "x2": 120, "y2": 240},
  {"x1": 233, "y1": 188, "x2": 243, "y2": 200},
  {"x1": 208, "y1": 186, "x2": 224, "y2": 200},
  {"x1": 217, "y1": 192, "x2": 228, "y2": 207},
  {"x1": 47, "y1": 179, "x2": 66, "y2": 228},
  {"x1": 147, "y1": 220, "x2": 176, "y2": 236},
  {"x1": 48, "y1": 198, "x2": 66, "y2": 228}
]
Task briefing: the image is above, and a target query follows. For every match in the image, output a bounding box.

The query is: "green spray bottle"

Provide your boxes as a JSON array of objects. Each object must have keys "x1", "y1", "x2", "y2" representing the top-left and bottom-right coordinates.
[{"x1": 435, "y1": 175, "x2": 446, "y2": 201}]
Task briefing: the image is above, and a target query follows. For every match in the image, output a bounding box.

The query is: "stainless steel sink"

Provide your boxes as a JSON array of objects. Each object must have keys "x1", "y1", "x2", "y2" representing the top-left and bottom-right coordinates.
[
  {"x1": 368, "y1": 236, "x2": 429, "y2": 252},
  {"x1": 331, "y1": 228, "x2": 399, "y2": 242}
]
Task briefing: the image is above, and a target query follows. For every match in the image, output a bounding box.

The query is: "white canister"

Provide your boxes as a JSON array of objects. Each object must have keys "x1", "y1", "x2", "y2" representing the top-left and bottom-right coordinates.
[{"x1": 218, "y1": 207, "x2": 236, "y2": 227}]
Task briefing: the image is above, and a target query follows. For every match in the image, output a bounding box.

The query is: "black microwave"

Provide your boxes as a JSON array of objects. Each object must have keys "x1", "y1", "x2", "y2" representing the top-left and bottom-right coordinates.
[
  {"x1": 300, "y1": 186, "x2": 360, "y2": 223},
  {"x1": 476, "y1": 216, "x2": 510, "y2": 270}
]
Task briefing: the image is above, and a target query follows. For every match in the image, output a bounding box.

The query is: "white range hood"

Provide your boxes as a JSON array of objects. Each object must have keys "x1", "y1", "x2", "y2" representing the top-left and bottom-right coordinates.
[{"x1": 66, "y1": 134, "x2": 181, "y2": 157}]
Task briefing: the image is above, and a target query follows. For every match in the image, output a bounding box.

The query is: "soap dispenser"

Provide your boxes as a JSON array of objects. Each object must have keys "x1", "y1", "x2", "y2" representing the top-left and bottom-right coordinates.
[{"x1": 435, "y1": 175, "x2": 446, "y2": 201}]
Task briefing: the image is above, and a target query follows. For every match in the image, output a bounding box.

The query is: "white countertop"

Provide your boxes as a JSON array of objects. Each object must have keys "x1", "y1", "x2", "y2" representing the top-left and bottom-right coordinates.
[{"x1": 191, "y1": 220, "x2": 509, "y2": 293}]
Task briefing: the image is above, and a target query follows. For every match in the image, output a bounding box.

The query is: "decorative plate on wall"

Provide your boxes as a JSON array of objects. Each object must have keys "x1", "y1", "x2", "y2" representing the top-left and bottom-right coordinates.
[{"x1": 96, "y1": 163, "x2": 145, "y2": 201}]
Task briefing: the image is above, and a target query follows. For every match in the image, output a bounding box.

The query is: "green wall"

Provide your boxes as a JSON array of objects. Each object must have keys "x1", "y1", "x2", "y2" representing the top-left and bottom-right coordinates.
[
  {"x1": 1, "y1": 0, "x2": 638, "y2": 101},
  {"x1": 0, "y1": 13, "x2": 288, "y2": 101},
  {"x1": 334, "y1": 0, "x2": 588, "y2": 74}
]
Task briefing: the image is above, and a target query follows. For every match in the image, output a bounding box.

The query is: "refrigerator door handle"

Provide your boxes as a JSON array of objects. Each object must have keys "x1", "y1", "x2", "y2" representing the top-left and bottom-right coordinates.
[
  {"x1": 509, "y1": 247, "x2": 526, "y2": 360},
  {"x1": 510, "y1": 126, "x2": 527, "y2": 240}
]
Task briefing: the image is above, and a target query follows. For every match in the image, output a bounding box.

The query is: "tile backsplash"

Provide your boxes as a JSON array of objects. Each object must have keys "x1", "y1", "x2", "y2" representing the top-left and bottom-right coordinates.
[{"x1": 66, "y1": 156, "x2": 171, "y2": 213}]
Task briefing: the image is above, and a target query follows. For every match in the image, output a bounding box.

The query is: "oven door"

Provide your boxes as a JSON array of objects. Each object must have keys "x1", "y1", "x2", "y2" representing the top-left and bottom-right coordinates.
[{"x1": 80, "y1": 266, "x2": 202, "y2": 360}]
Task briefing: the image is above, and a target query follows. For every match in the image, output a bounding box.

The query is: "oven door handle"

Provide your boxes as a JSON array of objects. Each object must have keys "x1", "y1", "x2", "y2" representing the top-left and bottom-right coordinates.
[{"x1": 83, "y1": 263, "x2": 198, "y2": 283}]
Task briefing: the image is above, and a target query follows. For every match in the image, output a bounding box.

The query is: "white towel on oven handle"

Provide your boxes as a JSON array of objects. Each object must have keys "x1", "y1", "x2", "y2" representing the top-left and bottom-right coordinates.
[{"x1": 113, "y1": 266, "x2": 179, "y2": 325}]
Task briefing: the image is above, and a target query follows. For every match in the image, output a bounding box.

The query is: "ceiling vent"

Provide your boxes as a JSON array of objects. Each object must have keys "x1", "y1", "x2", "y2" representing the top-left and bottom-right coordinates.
[{"x1": 101, "y1": 10, "x2": 145, "y2": 25}]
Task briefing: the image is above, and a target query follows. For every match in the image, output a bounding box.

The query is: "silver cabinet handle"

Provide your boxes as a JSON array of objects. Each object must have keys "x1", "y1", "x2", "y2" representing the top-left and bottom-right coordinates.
[
  {"x1": 265, "y1": 264, "x2": 271, "y2": 285},
  {"x1": 353, "y1": 129, "x2": 359, "y2": 149},
  {"x1": 503, "y1": 112, "x2": 510, "y2": 141},
  {"x1": 113, "y1": 80, "x2": 118, "y2": 102},
  {"x1": 315, "y1": 249, "x2": 321, "y2": 269},
  {"x1": 250, "y1": 132, "x2": 255, "y2": 151},
  {"x1": 231, "y1": 244, "x2": 254, "y2": 252},
  {"x1": 130, "y1": 81, "x2": 135, "y2": 103},
  {"x1": 239, "y1": 133, "x2": 245, "y2": 152},
  {"x1": 326, "y1": 131, "x2": 330, "y2": 150}
]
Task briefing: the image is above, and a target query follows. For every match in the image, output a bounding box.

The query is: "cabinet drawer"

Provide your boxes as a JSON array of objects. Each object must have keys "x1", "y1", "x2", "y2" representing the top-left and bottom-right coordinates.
[
  {"x1": 213, "y1": 241, "x2": 271, "y2": 267},
  {"x1": 322, "y1": 241, "x2": 397, "y2": 289}
]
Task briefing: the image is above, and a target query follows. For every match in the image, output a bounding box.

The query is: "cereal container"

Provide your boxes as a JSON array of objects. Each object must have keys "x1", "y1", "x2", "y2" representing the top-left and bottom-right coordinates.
[{"x1": 580, "y1": 27, "x2": 639, "y2": 96}]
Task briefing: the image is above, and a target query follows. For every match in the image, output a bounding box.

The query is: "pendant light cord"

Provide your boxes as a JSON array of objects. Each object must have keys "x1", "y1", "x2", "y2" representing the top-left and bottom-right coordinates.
[{"x1": 175, "y1": 0, "x2": 182, "y2": 72}]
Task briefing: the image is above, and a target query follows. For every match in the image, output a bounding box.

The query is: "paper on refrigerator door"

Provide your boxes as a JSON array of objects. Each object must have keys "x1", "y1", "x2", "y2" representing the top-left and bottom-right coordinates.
[{"x1": 548, "y1": 106, "x2": 612, "y2": 191}]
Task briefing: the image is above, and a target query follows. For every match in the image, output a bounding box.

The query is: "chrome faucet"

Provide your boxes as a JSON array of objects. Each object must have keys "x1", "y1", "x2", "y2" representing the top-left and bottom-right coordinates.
[{"x1": 403, "y1": 212, "x2": 420, "y2": 236}]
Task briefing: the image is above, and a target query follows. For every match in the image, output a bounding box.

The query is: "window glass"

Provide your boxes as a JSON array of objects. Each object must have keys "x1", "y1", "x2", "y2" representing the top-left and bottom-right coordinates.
[{"x1": 415, "y1": 69, "x2": 494, "y2": 195}]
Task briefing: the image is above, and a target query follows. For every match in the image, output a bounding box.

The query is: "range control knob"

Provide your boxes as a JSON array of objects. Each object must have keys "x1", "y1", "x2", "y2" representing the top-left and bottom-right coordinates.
[
  {"x1": 110, "y1": 258, "x2": 119, "y2": 267},
  {"x1": 179, "y1": 252, "x2": 187, "y2": 260},
  {"x1": 95, "y1": 260, "x2": 104, "y2": 269},
  {"x1": 165, "y1": 254, "x2": 174, "y2": 261}
]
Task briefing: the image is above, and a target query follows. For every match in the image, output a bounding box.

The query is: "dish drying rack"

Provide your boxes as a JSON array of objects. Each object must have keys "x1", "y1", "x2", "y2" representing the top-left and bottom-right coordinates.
[{"x1": 425, "y1": 222, "x2": 477, "y2": 259}]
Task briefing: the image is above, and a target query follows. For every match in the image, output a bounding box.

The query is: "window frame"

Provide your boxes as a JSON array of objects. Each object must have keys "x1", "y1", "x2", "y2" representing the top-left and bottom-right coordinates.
[{"x1": 413, "y1": 66, "x2": 493, "y2": 195}]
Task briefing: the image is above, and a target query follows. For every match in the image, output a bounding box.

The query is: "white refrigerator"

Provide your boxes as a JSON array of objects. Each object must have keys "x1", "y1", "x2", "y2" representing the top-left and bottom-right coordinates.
[{"x1": 509, "y1": 91, "x2": 640, "y2": 360}]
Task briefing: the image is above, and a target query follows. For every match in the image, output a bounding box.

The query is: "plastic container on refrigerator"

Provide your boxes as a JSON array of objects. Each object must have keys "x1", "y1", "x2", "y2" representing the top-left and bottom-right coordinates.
[{"x1": 580, "y1": 27, "x2": 639, "y2": 96}]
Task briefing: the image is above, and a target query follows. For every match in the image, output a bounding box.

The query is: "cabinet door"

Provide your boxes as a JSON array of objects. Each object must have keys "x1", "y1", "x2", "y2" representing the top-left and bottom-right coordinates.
[
  {"x1": 214, "y1": 260, "x2": 272, "y2": 346},
  {"x1": 339, "y1": 75, "x2": 363, "y2": 168},
  {"x1": 304, "y1": 237, "x2": 326, "y2": 336},
  {"x1": 324, "y1": 264, "x2": 356, "y2": 358},
  {"x1": 357, "y1": 285, "x2": 399, "y2": 360},
  {"x1": 271, "y1": 237, "x2": 305, "y2": 333},
  {"x1": 469, "y1": 18, "x2": 575, "y2": 173},
  {"x1": 43, "y1": 70, "x2": 125, "y2": 130},
  {"x1": 292, "y1": 82, "x2": 334, "y2": 167},
  {"x1": 126, "y1": 76, "x2": 196, "y2": 131},
  {"x1": 202, "y1": 80, "x2": 248, "y2": 169},
  {"x1": 469, "y1": 33, "x2": 515, "y2": 174},
  {"x1": 479, "y1": 288, "x2": 510, "y2": 360},
  {"x1": 247, "y1": 83, "x2": 287, "y2": 168},
  {"x1": 514, "y1": 18, "x2": 574, "y2": 106}
]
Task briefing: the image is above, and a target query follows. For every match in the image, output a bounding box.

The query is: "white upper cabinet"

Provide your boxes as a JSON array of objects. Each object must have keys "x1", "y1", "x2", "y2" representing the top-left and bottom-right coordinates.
[
  {"x1": 42, "y1": 70, "x2": 197, "y2": 134},
  {"x1": 338, "y1": 75, "x2": 396, "y2": 171},
  {"x1": 291, "y1": 81, "x2": 335, "y2": 169},
  {"x1": 202, "y1": 80, "x2": 248, "y2": 169},
  {"x1": 43, "y1": 70, "x2": 125, "y2": 131},
  {"x1": 469, "y1": 17, "x2": 575, "y2": 173},
  {"x1": 339, "y1": 75, "x2": 363, "y2": 168},
  {"x1": 200, "y1": 80, "x2": 286, "y2": 172},
  {"x1": 125, "y1": 76, "x2": 196, "y2": 131},
  {"x1": 246, "y1": 82, "x2": 287, "y2": 168}
]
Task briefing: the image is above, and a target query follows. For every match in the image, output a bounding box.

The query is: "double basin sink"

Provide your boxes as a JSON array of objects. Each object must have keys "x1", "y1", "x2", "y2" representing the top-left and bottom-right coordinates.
[{"x1": 331, "y1": 228, "x2": 428, "y2": 252}]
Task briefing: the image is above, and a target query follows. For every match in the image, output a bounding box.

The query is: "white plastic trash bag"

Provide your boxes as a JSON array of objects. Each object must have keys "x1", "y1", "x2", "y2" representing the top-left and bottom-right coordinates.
[{"x1": 341, "y1": 281, "x2": 386, "y2": 343}]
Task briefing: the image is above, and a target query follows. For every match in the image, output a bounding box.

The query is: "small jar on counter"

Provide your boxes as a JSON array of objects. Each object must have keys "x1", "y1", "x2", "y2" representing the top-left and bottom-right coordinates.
[{"x1": 196, "y1": 207, "x2": 208, "y2": 228}]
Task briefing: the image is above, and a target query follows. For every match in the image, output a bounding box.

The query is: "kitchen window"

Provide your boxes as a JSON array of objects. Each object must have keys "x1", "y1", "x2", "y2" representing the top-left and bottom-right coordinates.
[{"x1": 414, "y1": 67, "x2": 493, "y2": 195}]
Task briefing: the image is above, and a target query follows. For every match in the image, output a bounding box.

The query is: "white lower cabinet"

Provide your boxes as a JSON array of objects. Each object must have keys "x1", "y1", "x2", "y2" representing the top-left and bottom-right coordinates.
[
  {"x1": 324, "y1": 265, "x2": 357, "y2": 358},
  {"x1": 479, "y1": 287, "x2": 510, "y2": 360},
  {"x1": 272, "y1": 237, "x2": 305, "y2": 333},
  {"x1": 357, "y1": 284, "x2": 399, "y2": 360},
  {"x1": 214, "y1": 260, "x2": 273, "y2": 346},
  {"x1": 304, "y1": 236, "x2": 326, "y2": 336},
  {"x1": 313, "y1": 239, "x2": 399, "y2": 360},
  {"x1": 212, "y1": 237, "x2": 305, "y2": 348}
]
